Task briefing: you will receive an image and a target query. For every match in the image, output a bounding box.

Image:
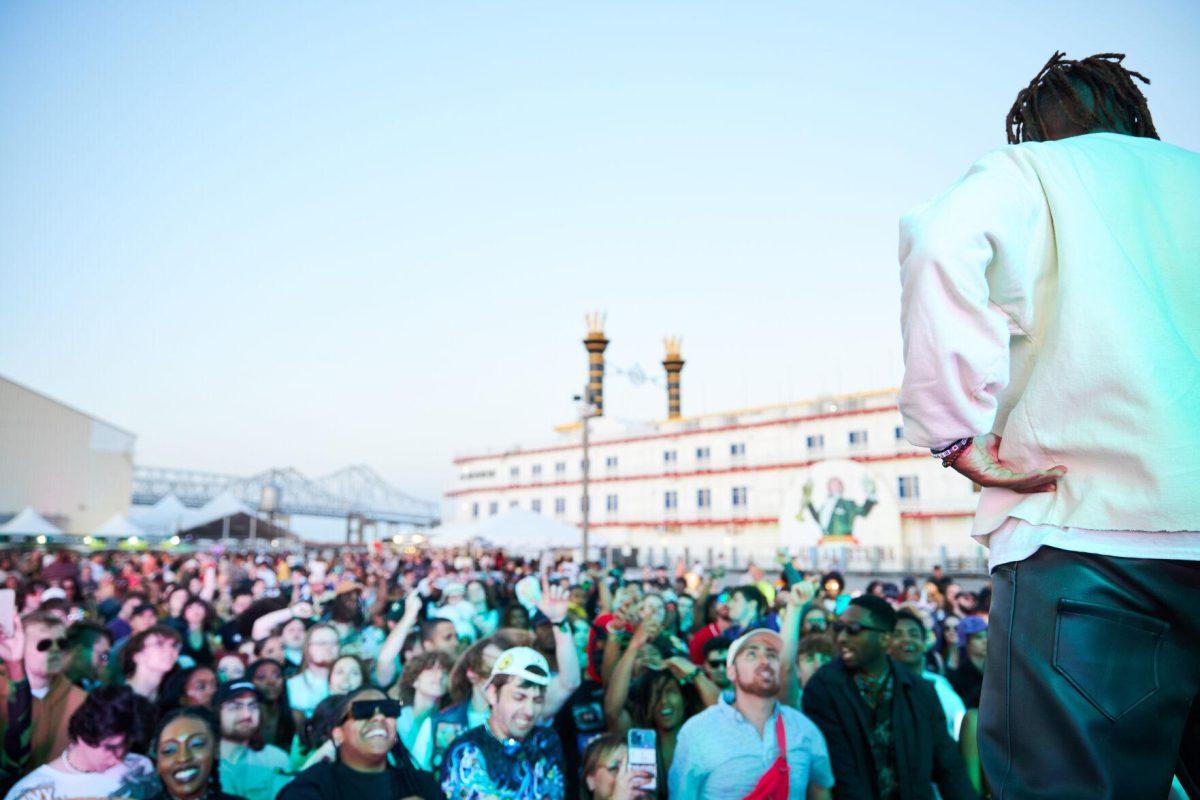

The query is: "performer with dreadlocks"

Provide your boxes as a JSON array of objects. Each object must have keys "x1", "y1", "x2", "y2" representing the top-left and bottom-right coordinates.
[{"x1": 898, "y1": 52, "x2": 1200, "y2": 798}]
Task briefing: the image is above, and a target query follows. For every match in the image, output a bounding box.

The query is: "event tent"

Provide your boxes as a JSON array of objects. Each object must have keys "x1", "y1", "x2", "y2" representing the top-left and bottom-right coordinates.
[
  {"x1": 472, "y1": 508, "x2": 609, "y2": 555},
  {"x1": 93, "y1": 512, "x2": 147, "y2": 538},
  {"x1": 0, "y1": 507, "x2": 62, "y2": 536},
  {"x1": 130, "y1": 493, "x2": 190, "y2": 537}
]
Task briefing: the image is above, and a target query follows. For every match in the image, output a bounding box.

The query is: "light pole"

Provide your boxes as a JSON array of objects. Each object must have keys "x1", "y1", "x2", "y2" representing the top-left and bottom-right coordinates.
[{"x1": 574, "y1": 392, "x2": 596, "y2": 561}]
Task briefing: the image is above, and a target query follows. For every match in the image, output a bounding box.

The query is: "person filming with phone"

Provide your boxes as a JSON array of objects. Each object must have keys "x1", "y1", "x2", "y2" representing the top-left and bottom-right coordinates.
[{"x1": 669, "y1": 627, "x2": 834, "y2": 800}]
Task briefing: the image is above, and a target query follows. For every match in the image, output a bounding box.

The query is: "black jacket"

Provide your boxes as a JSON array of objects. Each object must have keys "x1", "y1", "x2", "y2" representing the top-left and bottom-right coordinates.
[
  {"x1": 277, "y1": 757, "x2": 445, "y2": 800},
  {"x1": 801, "y1": 658, "x2": 977, "y2": 800}
]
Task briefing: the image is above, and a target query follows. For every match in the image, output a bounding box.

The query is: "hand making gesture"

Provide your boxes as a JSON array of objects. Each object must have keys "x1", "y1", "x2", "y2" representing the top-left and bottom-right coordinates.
[{"x1": 536, "y1": 576, "x2": 569, "y2": 625}]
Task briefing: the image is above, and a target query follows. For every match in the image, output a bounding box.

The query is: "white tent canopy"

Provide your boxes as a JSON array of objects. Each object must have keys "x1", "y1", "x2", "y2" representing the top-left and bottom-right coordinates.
[
  {"x1": 131, "y1": 493, "x2": 190, "y2": 537},
  {"x1": 424, "y1": 519, "x2": 483, "y2": 548},
  {"x1": 0, "y1": 507, "x2": 62, "y2": 535},
  {"x1": 183, "y1": 491, "x2": 257, "y2": 530},
  {"x1": 94, "y1": 512, "x2": 147, "y2": 538},
  {"x1": 473, "y1": 508, "x2": 609, "y2": 554}
]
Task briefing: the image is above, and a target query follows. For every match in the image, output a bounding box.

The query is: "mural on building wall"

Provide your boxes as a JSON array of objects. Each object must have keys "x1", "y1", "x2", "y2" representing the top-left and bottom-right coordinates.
[{"x1": 777, "y1": 459, "x2": 900, "y2": 549}]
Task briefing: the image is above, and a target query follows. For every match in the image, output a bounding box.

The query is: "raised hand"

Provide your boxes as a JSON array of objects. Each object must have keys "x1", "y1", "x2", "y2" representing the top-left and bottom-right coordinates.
[
  {"x1": 403, "y1": 591, "x2": 423, "y2": 622},
  {"x1": 950, "y1": 433, "x2": 1066, "y2": 493},
  {"x1": 536, "y1": 576, "x2": 569, "y2": 624},
  {"x1": 631, "y1": 617, "x2": 662, "y2": 648},
  {"x1": 788, "y1": 581, "x2": 816, "y2": 609},
  {"x1": 614, "y1": 757, "x2": 654, "y2": 800},
  {"x1": 663, "y1": 655, "x2": 697, "y2": 680}
]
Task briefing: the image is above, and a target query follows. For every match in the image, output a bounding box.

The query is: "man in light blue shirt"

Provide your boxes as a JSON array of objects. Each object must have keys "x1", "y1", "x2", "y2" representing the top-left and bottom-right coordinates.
[{"x1": 669, "y1": 629, "x2": 834, "y2": 799}]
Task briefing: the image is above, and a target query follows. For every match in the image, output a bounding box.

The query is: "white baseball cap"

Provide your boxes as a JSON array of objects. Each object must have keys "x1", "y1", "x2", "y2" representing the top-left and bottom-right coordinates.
[
  {"x1": 726, "y1": 628, "x2": 785, "y2": 671},
  {"x1": 486, "y1": 646, "x2": 552, "y2": 688}
]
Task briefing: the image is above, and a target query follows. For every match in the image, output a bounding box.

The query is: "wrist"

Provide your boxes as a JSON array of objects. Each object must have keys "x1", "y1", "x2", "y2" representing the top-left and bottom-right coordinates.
[{"x1": 931, "y1": 437, "x2": 972, "y2": 468}]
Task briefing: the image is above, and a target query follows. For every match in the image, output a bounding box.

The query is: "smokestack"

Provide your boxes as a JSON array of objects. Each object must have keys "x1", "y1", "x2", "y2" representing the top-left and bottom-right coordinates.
[
  {"x1": 583, "y1": 312, "x2": 609, "y2": 416},
  {"x1": 663, "y1": 336, "x2": 684, "y2": 419}
]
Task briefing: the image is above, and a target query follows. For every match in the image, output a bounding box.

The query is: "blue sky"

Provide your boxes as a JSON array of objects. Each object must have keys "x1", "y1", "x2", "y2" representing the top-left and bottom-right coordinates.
[{"x1": 3, "y1": 1, "x2": 1198, "y2": 501}]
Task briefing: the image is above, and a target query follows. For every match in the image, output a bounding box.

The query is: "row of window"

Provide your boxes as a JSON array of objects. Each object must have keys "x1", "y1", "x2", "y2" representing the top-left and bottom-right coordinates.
[
  {"x1": 481, "y1": 428, "x2": 912, "y2": 482},
  {"x1": 470, "y1": 475, "x2": 922, "y2": 518}
]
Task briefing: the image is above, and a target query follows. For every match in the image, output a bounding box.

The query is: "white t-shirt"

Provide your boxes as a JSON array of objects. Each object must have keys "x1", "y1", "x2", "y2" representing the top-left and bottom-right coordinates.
[
  {"x1": 3, "y1": 754, "x2": 159, "y2": 800},
  {"x1": 286, "y1": 670, "x2": 330, "y2": 718}
]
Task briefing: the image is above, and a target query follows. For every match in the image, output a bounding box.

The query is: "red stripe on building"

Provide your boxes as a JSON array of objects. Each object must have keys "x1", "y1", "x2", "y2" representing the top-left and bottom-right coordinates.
[
  {"x1": 515, "y1": 510, "x2": 974, "y2": 530},
  {"x1": 452, "y1": 404, "x2": 900, "y2": 465},
  {"x1": 445, "y1": 451, "x2": 928, "y2": 498}
]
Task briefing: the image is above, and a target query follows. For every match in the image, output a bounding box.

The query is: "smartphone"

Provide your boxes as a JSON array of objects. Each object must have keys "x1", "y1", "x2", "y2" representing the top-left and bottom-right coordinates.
[
  {"x1": 627, "y1": 728, "x2": 658, "y2": 792},
  {"x1": 0, "y1": 589, "x2": 15, "y2": 638}
]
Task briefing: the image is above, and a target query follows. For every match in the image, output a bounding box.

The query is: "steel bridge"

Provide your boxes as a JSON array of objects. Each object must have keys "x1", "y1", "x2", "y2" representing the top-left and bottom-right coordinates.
[{"x1": 132, "y1": 464, "x2": 439, "y2": 528}]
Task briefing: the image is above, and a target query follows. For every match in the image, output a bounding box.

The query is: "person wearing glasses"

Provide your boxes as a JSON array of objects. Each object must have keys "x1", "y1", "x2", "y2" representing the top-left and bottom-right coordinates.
[
  {"x1": 215, "y1": 681, "x2": 291, "y2": 800},
  {"x1": 3, "y1": 685, "x2": 160, "y2": 800},
  {"x1": 121, "y1": 626, "x2": 184, "y2": 702},
  {"x1": 0, "y1": 610, "x2": 87, "y2": 774},
  {"x1": 801, "y1": 596, "x2": 976, "y2": 800},
  {"x1": 581, "y1": 734, "x2": 652, "y2": 800},
  {"x1": 278, "y1": 687, "x2": 444, "y2": 800}
]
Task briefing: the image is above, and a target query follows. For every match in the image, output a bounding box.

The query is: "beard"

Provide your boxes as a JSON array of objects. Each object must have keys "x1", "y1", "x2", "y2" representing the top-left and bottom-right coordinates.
[{"x1": 736, "y1": 669, "x2": 781, "y2": 698}]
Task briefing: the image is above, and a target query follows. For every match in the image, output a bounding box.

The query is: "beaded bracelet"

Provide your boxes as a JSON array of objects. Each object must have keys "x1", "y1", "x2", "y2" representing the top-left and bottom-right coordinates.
[{"x1": 931, "y1": 437, "x2": 972, "y2": 468}]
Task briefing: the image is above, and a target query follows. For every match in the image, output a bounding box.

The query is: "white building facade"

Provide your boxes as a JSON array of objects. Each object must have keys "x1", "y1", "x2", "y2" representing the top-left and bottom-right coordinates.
[{"x1": 446, "y1": 388, "x2": 987, "y2": 573}]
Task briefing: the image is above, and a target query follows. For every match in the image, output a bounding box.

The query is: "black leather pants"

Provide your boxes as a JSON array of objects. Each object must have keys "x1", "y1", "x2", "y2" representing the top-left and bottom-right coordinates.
[{"x1": 980, "y1": 546, "x2": 1200, "y2": 800}]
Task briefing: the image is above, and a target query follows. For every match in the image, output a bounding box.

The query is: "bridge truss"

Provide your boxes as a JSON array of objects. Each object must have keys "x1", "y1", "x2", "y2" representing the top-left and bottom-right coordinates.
[{"x1": 132, "y1": 464, "x2": 439, "y2": 528}]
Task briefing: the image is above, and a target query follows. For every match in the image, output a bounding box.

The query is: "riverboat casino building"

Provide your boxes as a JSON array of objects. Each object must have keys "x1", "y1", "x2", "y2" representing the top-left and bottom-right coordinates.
[{"x1": 446, "y1": 318, "x2": 984, "y2": 572}]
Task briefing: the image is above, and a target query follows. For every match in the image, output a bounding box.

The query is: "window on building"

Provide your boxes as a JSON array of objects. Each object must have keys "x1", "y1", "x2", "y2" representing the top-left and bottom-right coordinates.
[
  {"x1": 849, "y1": 430, "x2": 869, "y2": 447},
  {"x1": 510, "y1": 466, "x2": 520, "y2": 479},
  {"x1": 488, "y1": 501, "x2": 499, "y2": 516},
  {"x1": 531, "y1": 498, "x2": 542, "y2": 513},
  {"x1": 895, "y1": 425, "x2": 904, "y2": 441},
  {"x1": 663, "y1": 450, "x2": 678, "y2": 465},
  {"x1": 695, "y1": 446, "x2": 711, "y2": 462},
  {"x1": 605, "y1": 456, "x2": 618, "y2": 469},
  {"x1": 532, "y1": 464, "x2": 542, "y2": 477},
  {"x1": 471, "y1": 502, "x2": 480, "y2": 518},
  {"x1": 555, "y1": 462, "x2": 566, "y2": 475},
  {"x1": 732, "y1": 486, "x2": 748, "y2": 507},
  {"x1": 730, "y1": 442, "x2": 746, "y2": 457},
  {"x1": 664, "y1": 491, "x2": 678, "y2": 510},
  {"x1": 554, "y1": 497, "x2": 566, "y2": 514},
  {"x1": 806, "y1": 434, "x2": 825, "y2": 450},
  {"x1": 898, "y1": 475, "x2": 920, "y2": 499},
  {"x1": 697, "y1": 488, "x2": 712, "y2": 509},
  {"x1": 605, "y1": 494, "x2": 618, "y2": 512}
]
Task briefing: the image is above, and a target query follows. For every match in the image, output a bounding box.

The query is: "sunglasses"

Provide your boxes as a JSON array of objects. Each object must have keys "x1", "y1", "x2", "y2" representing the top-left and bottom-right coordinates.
[
  {"x1": 831, "y1": 621, "x2": 891, "y2": 636},
  {"x1": 345, "y1": 699, "x2": 402, "y2": 722},
  {"x1": 705, "y1": 659, "x2": 725, "y2": 668},
  {"x1": 36, "y1": 638, "x2": 69, "y2": 652}
]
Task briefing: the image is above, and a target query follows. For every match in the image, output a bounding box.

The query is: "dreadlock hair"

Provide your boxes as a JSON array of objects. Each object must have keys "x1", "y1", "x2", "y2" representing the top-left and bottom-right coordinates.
[
  {"x1": 1006, "y1": 52, "x2": 1158, "y2": 144},
  {"x1": 151, "y1": 707, "x2": 226, "y2": 800}
]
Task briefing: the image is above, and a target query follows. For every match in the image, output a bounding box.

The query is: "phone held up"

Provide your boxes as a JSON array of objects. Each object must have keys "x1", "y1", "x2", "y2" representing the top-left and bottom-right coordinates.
[
  {"x1": 627, "y1": 727, "x2": 657, "y2": 792},
  {"x1": 0, "y1": 589, "x2": 15, "y2": 638}
]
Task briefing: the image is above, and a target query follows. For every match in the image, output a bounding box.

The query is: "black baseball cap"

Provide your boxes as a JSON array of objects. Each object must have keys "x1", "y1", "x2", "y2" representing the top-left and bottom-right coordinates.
[{"x1": 214, "y1": 680, "x2": 262, "y2": 706}]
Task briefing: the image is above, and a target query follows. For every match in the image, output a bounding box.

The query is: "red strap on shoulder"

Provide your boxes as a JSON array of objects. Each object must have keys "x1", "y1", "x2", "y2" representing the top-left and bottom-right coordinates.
[{"x1": 774, "y1": 712, "x2": 787, "y2": 753}]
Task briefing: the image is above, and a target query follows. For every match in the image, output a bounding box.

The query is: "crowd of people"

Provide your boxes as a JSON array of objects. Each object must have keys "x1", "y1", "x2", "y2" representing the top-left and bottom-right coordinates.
[{"x1": 0, "y1": 547, "x2": 993, "y2": 799}]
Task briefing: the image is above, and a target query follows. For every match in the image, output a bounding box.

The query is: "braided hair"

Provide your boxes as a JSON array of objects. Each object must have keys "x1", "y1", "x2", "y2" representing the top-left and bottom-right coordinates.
[
  {"x1": 150, "y1": 707, "x2": 225, "y2": 800},
  {"x1": 1006, "y1": 52, "x2": 1158, "y2": 144}
]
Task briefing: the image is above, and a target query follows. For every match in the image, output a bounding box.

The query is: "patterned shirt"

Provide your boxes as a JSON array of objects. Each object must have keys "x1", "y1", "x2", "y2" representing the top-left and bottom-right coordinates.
[
  {"x1": 439, "y1": 724, "x2": 565, "y2": 800},
  {"x1": 855, "y1": 667, "x2": 898, "y2": 800}
]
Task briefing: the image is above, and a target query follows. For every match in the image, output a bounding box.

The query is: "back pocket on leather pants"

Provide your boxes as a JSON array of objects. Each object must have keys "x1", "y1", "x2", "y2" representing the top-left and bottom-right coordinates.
[{"x1": 1053, "y1": 598, "x2": 1167, "y2": 722}]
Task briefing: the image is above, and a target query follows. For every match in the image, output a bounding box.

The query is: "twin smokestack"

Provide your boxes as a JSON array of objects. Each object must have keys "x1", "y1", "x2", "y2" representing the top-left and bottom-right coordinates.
[{"x1": 582, "y1": 313, "x2": 685, "y2": 420}]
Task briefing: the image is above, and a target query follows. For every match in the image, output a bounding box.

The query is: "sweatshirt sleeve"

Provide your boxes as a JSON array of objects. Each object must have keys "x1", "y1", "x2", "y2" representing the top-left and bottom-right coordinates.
[{"x1": 897, "y1": 146, "x2": 1047, "y2": 450}]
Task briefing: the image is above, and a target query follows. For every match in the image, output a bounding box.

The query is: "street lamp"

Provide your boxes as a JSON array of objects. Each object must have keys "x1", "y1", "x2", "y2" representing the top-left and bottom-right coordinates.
[{"x1": 573, "y1": 392, "x2": 598, "y2": 561}]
